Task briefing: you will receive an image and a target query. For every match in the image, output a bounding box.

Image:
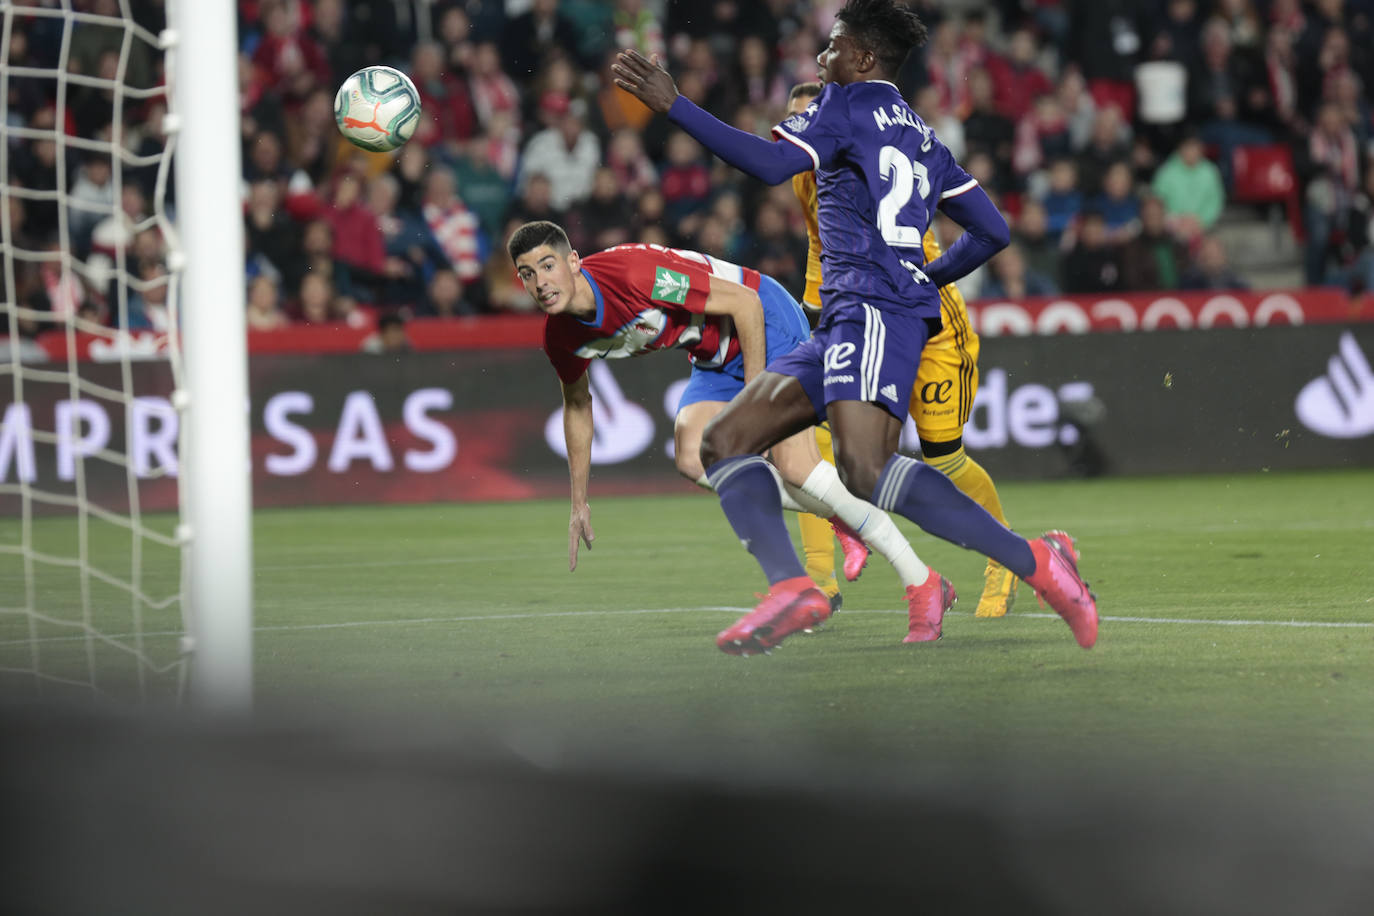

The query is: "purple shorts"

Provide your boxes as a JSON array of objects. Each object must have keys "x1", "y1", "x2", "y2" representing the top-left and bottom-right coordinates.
[{"x1": 767, "y1": 303, "x2": 935, "y2": 422}]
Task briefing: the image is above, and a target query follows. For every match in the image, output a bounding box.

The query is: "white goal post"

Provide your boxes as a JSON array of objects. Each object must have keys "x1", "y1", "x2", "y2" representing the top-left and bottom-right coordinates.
[
  {"x1": 0, "y1": 0, "x2": 251, "y2": 711},
  {"x1": 170, "y1": 0, "x2": 253, "y2": 711}
]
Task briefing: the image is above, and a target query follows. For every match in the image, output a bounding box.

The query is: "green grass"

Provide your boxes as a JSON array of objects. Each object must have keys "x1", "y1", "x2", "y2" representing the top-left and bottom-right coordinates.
[{"x1": 3, "y1": 469, "x2": 1373, "y2": 776}]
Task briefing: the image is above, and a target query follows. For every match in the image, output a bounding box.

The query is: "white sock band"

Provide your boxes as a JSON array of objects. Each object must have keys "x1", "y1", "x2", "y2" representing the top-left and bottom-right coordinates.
[{"x1": 799, "y1": 461, "x2": 929, "y2": 588}]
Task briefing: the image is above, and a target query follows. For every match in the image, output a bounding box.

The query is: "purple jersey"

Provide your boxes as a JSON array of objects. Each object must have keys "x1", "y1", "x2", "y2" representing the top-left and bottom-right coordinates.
[{"x1": 773, "y1": 80, "x2": 978, "y2": 321}]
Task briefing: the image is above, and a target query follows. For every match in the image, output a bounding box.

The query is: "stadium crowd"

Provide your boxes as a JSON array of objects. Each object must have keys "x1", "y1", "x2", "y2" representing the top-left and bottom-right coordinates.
[{"x1": 7, "y1": 0, "x2": 1374, "y2": 333}]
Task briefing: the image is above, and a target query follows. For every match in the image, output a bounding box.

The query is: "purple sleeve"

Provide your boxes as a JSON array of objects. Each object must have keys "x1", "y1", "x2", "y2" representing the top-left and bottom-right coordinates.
[
  {"x1": 667, "y1": 96, "x2": 813, "y2": 185},
  {"x1": 925, "y1": 185, "x2": 1010, "y2": 287}
]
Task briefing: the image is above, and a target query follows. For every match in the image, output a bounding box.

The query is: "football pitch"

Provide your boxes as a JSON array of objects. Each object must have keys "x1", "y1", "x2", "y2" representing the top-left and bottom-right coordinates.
[{"x1": 3, "y1": 468, "x2": 1373, "y2": 776}]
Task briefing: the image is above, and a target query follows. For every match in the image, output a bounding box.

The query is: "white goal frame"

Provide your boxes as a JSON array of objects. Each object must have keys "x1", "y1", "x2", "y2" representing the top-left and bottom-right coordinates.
[{"x1": 169, "y1": 0, "x2": 253, "y2": 712}]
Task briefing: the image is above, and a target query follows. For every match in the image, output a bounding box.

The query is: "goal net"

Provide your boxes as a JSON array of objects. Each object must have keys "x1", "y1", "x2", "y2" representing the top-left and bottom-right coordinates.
[{"x1": 0, "y1": 0, "x2": 251, "y2": 708}]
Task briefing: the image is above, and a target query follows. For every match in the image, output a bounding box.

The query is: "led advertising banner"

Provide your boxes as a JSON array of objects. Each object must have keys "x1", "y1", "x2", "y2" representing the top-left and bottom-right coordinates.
[{"x1": 3, "y1": 326, "x2": 1371, "y2": 513}]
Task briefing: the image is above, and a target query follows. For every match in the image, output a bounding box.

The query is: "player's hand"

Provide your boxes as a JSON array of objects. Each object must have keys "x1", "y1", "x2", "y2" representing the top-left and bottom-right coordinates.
[
  {"x1": 568, "y1": 503, "x2": 595, "y2": 571},
  {"x1": 611, "y1": 49, "x2": 678, "y2": 114}
]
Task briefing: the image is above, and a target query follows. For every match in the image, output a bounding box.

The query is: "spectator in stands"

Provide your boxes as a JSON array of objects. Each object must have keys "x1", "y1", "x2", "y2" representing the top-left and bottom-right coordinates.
[
  {"x1": 1149, "y1": 0, "x2": 1205, "y2": 76},
  {"x1": 529, "y1": 56, "x2": 580, "y2": 131},
  {"x1": 323, "y1": 172, "x2": 386, "y2": 302},
  {"x1": 435, "y1": 4, "x2": 476, "y2": 72},
  {"x1": 1303, "y1": 100, "x2": 1362, "y2": 284},
  {"x1": 989, "y1": 27, "x2": 1053, "y2": 123},
  {"x1": 11, "y1": 106, "x2": 60, "y2": 241},
  {"x1": 1216, "y1": 0, "x2": 1265, "y2": 54},
  {"x1": 1122, "y1": 194, "x2": 1187, "y2": 290},
  {"x1": 1328, "y1": 156, "x2": 1374, "y2": 293},
  {"x1": 1061, "y1": 210, "x2": 1127, "y2": 293},
  {"x1": 362, "y1": 312, "x2": 411, "y2": 355},
  {"x1": 1056, "y1": 69, "x2": 1099, "y2": 152},
  {"x1": 980, "y1": 242, "x2": 1060, "y2": 300},
  {"x1": 517, "y1": 97, "x2": 600, "y2": 212},
  {"x1": 506, "y1": 172, "x2": 560, "y2": 229},
  {"x1": 245, "y1": 178, "x2": 302, "y2": 284},
  {"x1": 244, "y1": 129, "x2": 292, "y2": 185},
  {"x1": 1151, "y1": 133, "x2": 1226, "y2": 238},
  {"x1": 246, "y1": 274, "x2": 290, "y2": 331},
  {"x1": 1077, "y1": 105, "x2": 1133, "y2": 199},
  {"x1": 1093, "y1": 161, "x2": 1142, "y2": 242},
  {"x1": 411, "y1": 41, "x2": 476, "y2": 153},
  {"x1": 308, "y1": 0, "x2": 359, "y2": 85},
  {"x1": 426, "y1": 267, "x2": 479, "y2": 317},
  {"x1": 1066, "y1": 0, "x2": 1147, "y2": 118},
  {"x1": 452, "y1": 136, "x2": 513, "y2": 240},
  {"x1": 467, "y1": 41, "x2": 521, "y2": 130},
  {"x1": 963, "y1": 69, "x2": 1016, "y2": 188},
  {"x1": 286, "y1": 88, "x2": 344, "y2": 188},
  {"x1": 659, "y1": 130, "x2": 711, "y2": 224},
  {"x1": 592, "y1": 50, "x2": 655, "y2": 136},
  {"x1": 369, "y1": 172, "x2": 447, "y2": 310},
  {"x1": 567, "y1": 167, "x2": 634, "y2": 253},
  {"x1": 745, "y1": 200, "x2": 804, "y2": 294},
  {"x1": 501, "y1": 0, "x2": 583, "y2": 80},
  {"x1": 1191, "y1": 18, "x2": 1273, "y2": 189},
  {"x1": 1012, "y1": 92, "x2": 1070, "y2": 182},
  {"x1": 295, "y1": 271, "x2": 350, "y2": 325},
  {"x1": 123, "y1": 259, "x2": 169, "y2": 331},
  {"x1": 1263, "y1": 23, "x2": 1302, "y2": 136},
  {"x1": 251, "y1": 0, "x2": 331, "y2": 113},
  {"x1": 606, "y1": 128, "x2": 659, "y2": 198},
  {"x1": 713, "y1": 35, "x2": 786, "y2": 116},
  {"x1": 1180, "y1": 235, "x2": 1248, "y2": 290},
  {"x1": 67, "y1": 154, "x2": 114, "y2": 253},
  {"x1": 1011, "y1": 199, "x2": 1061, "y2": 285},
  {"x1": 297, "y1": 220, "x2": 337, "y2": 291},
  {"x1": 613, "y1": 0, "x2": 665, "y2": 63},
  {"x1": 422, "y1": 168, "x2": 486, "y2": 303},
  {"x1": 1040, "y1": 158, "x2": 1085, "y2": 242}
]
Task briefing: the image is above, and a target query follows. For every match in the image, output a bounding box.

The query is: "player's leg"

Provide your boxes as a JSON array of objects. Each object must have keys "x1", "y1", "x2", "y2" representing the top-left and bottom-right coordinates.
[
  {"x1": 674, "y1": 376, "x2": 849, "y2": 610},
  {"x1": 912, "y1": 333, "x2": 1018, "y2": 617},
  {"x1": 699, "y1": 360, "x2": 834, "y2": 654},
  {"x1": 794, "y1": 425, "x2": 841, "y2": 606},
  {"x1": 672, "y1": 399, "x2": 726, "y2": 484},
  {"x1": 825, "y1": 308, "x2": 1096, "y2": 647},
  {"x1": 769, "y1": 423, "x2": 930, "y2": 594}
]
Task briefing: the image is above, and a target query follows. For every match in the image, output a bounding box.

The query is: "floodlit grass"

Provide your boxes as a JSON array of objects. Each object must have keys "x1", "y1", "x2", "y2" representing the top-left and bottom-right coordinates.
[{"x1": 3, "y1": 470, "x2": 1373, "y2": 775}]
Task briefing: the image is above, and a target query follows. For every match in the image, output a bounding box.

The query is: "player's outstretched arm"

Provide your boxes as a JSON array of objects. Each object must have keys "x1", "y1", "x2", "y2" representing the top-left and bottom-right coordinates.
[
  {"x1": 613, "y1": 50, "x2": 812, "y2": 185},
  {"x1": 702, "y1": 275, "x2": 766, "y2": 383},
  {"x1": 561, "y1": 374, "x2": 596, "y2": 571},
  {"x1": 924, "y1": 185, "x2": 1010, "y2": 287}
]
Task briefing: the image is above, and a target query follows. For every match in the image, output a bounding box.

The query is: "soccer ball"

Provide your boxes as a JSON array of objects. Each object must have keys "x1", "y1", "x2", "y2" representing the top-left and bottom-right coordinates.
[{"x1": 333, "y1": 66, "x2": 422, "y2": 153}]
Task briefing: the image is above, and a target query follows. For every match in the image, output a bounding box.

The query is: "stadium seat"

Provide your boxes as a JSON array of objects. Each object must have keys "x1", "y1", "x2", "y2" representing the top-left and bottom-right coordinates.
[{"x1": 1231, "y1": 143, "x2": 1303, "y2": 242}]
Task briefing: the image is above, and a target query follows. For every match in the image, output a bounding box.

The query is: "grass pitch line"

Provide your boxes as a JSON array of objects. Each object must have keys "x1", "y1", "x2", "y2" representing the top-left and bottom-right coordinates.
[{"x1": 3, "y1": 607, "x2": 1371, "y2": 648}]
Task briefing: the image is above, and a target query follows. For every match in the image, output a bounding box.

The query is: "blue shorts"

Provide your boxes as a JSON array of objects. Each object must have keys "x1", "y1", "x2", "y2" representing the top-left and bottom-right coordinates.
[
  {"x1": 677, "y1": 274, "x2": 811, "y2": 411},
  {"x1": 768, "y1": 303, "x2": 934, "y2": 422}
]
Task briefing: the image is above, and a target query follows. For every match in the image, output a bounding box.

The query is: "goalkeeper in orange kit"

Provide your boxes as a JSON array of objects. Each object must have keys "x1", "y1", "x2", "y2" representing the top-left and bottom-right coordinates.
[{"x1": 787, "y1": 81, "x2": 1017, "y2": 618}]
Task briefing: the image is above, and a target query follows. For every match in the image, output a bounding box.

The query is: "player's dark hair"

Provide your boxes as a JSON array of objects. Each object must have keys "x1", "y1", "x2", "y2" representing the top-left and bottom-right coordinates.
[
  {"x1": 836, "y1": 0, "x2": 928, "y2": 75},
  {"x1": 788, "y1": 81, "x2": 822, "y2": 104},
  {"x1": 507, "y1": 220, "x2": 571, "y2": 263}
]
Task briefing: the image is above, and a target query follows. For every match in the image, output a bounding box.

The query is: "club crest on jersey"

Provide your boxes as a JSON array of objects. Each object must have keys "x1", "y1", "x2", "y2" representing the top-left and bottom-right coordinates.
[{"x1": 651, "y1": 267, "x2": 691, "y2": 304}]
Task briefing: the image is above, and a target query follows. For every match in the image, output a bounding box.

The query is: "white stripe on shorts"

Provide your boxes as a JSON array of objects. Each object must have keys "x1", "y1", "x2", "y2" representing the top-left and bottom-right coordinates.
[{"x1": 862, "y1": 304, "x2": 886, "y2": 402}]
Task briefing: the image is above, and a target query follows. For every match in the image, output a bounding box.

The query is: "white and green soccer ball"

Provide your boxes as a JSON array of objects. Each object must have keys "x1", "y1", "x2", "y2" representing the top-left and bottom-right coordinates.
[{"x1": 334, "y1": 66, "x2": 422, "y2": 152}]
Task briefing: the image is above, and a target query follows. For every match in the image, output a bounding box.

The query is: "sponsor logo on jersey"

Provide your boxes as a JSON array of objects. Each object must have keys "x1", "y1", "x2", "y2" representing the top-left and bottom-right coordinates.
[
  {"x1": 651, "y1": 267, "x2": 691, "y2": 305},
  {"x1": 920, "y1": 380, "x2": 953, "y2": 404},
  {"x1": 880, "y1": 383, "x2": 899, "y2": 402},
  {"x1": 823, "y1": 342, "x2": 856, "y2": 371},
  {"x1": 1295, "y1": 332, "x2": 1374, "y2": 438}
]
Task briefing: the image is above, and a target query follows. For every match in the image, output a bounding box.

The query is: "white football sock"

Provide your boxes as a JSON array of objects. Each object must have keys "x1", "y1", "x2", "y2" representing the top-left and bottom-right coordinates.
[{"x1": 799, "y1": 461, "x2": 930, "y2": 588}]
